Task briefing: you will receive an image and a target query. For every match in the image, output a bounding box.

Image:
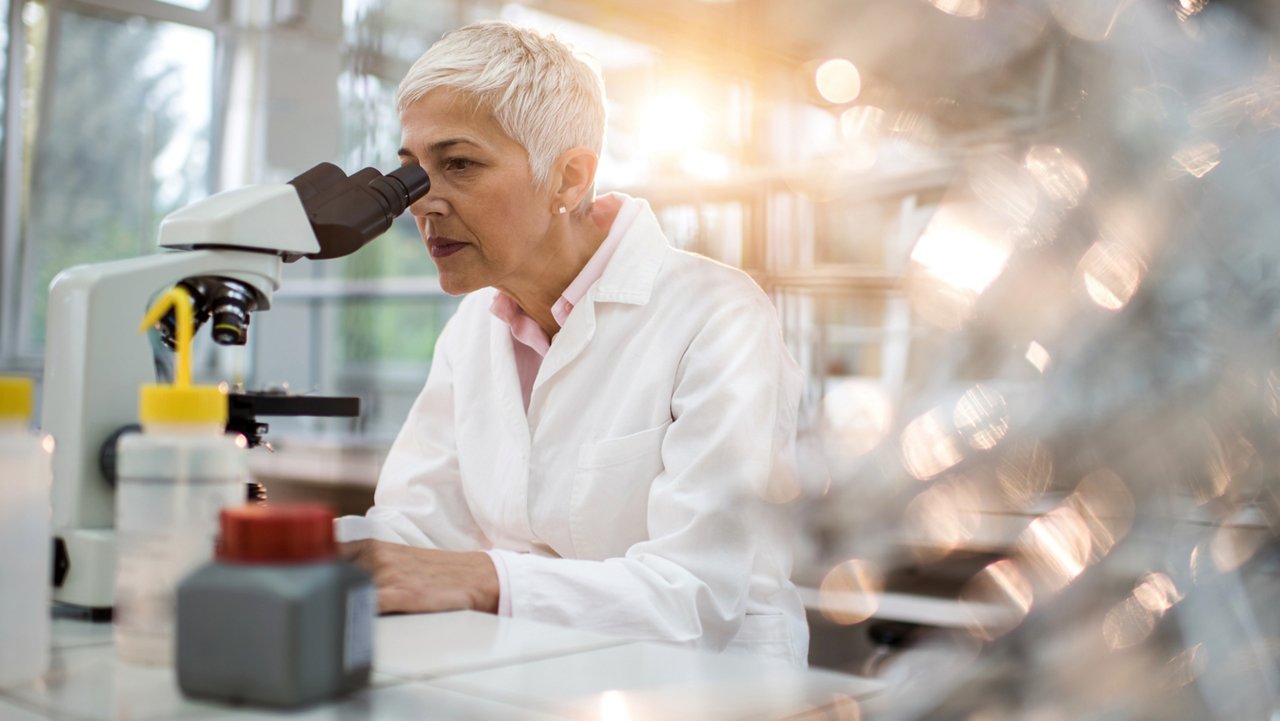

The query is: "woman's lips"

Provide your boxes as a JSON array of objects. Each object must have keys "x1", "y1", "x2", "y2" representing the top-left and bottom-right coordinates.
[{"x1": 428, "y1": 236, "x2": 468, "y2": 258}]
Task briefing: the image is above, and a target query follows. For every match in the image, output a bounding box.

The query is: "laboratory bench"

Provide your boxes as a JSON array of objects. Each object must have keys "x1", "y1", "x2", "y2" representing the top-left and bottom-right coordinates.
[
  {"x1": 247, "y1": 440, "x2": 381, "y2": 518},
  {"x1": 0, "y1": 611, "x2": 884, "y2": 721}
]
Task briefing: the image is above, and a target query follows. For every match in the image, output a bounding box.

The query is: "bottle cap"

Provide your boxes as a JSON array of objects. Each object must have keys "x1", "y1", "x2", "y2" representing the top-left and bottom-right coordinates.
[
  {"x1": 137, "y1": 287, "x2": 227, "y2": 425},
  {"x1": 0, "y1": 376, "x2": 34, "y2": 420},
  {"x1": 139, "y1": 384, "x2": 227, "y2": 425},
  {"x1": 217, "y1": 503, "x2": 337, "y2": 564}
]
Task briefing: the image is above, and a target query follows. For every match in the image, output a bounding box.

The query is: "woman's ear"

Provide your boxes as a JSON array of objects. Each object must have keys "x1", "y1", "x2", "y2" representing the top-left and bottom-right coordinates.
[{"x1": 552, "y1": 147, "x2": 599, "y2": 212}]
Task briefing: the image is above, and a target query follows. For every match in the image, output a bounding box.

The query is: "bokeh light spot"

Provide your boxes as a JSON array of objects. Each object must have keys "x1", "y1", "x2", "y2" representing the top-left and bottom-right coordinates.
[
  {"x1": 1132, "y1": 573, "x2": 1181, "y2": 613},
  {"x1": 1019, "y1": 506, "x2": 1092, "y2": 589},
  {"x1": 815, "y1": 58, "x2": 862, "y2": 104},
  {"x1": 953, "y1": 384, "x2": 1010, "y2": 451},
  {"x1": 925, "y1": 0, "x2": 986, "y2": 18},
  {"x1": 1024, "y1": 145, "x2": 1089, "y2": 207},
  {"x1": 901, "y1": 409, "x2": 965, "y2": 480},
  {"x1": 911, "y1": 207, "x2": 1013, "y2": 298},
  {"x1": 1211, "y1": 525, "x2": 1268, "y2": 571},
  {"x1": 1080, "y1": 240, "x2": 1145, "y2": 311},
  {"x1": 903, "y1": 477, "x2": 982, "y2": 560},
  {"x1": 1103, "y1": 595, "x2": 1159, "y2": 650},
  {"x1": 1103, "y1": 573, "x2": 1178, "y2": 651},
  {"x1": 819, "y1": 559, "x2": 883, "y2": 625},
  {"x1": 1204, "y1": 432, "x2": 1254, "y2": 502},
  {"x1": 1069, "y1": 468, "x2": 1135, "y2": 560},
  {"x1": 600, "y1": 689, "x2": 632, "y2": 721},
  {"x1": 960, "y1": 559, "x2": 1034, "y2": 640},
  {"x1": 1025, "y1": 341, "x2": 1051, "y2": 373},
  {"x1": 1176, "y1": 0, "x2": 1207, "y2": 21}
]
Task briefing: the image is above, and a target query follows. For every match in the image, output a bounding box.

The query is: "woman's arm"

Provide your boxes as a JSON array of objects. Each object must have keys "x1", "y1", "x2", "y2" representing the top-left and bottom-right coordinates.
[
  {"x1": 335, "y1": 309, "x2": 492, "y2": 554},
  {"x1": 340, "y1": 540, "x2": 498, "y2": 613}
]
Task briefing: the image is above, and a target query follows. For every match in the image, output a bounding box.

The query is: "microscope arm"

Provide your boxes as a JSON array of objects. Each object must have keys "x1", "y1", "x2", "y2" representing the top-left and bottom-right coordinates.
[{"x1": 42, "y1": 249, "x2": 280, "y2": 608}]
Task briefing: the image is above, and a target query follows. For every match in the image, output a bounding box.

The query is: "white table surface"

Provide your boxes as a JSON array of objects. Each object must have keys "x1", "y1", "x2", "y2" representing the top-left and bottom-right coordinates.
[
  {"x1": 373, "y1": 611, "x2": 626, "y2": 680},
  {"x1": 0, "y1": 611, "x2": 884, "y2": 721},
  {"x1": 435, "y1": 641, "x2": 886, "y2": 721}
]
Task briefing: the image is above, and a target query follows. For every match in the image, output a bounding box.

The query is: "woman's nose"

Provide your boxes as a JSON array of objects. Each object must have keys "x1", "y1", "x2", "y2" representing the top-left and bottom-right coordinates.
[
  {"x1": 408, "y1": 193, "x2": 430, "y2": 217},
  {"x1": 411, "y1": 178, "x2": 449, "y2": 217}
]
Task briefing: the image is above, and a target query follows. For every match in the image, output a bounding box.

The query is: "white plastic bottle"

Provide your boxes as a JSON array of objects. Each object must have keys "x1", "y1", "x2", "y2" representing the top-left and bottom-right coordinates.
[
  {"x1": 0, "y1": 376, "x2": 52, "y2": 688},
  {"x1": 114, "y1": 287, "x2": 247, "y2": 665}
]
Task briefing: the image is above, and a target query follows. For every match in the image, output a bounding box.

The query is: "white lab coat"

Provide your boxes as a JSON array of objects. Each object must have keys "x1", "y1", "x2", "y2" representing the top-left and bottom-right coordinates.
[{"x1": 337, "y1": 195, "x2": 809, "y2": 665}]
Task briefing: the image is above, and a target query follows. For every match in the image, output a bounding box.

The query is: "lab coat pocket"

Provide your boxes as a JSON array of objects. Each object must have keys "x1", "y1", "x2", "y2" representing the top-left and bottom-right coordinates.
[{"x1": 571, "y1": 421, "x2": 671, "y2": 559}]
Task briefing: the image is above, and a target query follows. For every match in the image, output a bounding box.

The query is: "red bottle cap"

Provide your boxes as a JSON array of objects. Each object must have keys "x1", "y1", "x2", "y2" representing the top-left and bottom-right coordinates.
[{"x1": 217, "y1": 503, "x2": 337, "y2": 564}]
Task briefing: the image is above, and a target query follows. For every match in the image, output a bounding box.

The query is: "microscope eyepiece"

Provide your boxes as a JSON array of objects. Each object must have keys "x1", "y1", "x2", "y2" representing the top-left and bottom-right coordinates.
[
  {"x1": 379, "y1": 164, "x2": 431, "y2": 214},
  {"x1": 289, "y1": 162, "x2": 430, "y2": 261}
]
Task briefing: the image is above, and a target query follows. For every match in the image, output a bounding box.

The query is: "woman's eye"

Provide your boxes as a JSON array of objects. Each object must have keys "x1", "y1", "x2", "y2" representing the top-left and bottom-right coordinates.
[{"x1": 444, "y1": 158, "x2": 474, "y2": 172}]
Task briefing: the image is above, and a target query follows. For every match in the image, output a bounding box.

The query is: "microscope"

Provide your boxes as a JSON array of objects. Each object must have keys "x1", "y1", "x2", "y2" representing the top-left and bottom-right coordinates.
[{"x1": 41, "y1": 162, "x2": 429, "y2": 613}]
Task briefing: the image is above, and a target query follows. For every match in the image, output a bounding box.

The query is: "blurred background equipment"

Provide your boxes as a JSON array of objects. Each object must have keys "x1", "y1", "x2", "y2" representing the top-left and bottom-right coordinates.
[{"x1": 1, "y1": 0, "x2": 1279, "y2": 718}]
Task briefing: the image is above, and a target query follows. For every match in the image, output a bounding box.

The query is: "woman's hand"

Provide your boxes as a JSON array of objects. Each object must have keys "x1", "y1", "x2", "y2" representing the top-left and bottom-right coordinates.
[{"x1": 339, "y1": 540, "x2": 500, "y2": 615}]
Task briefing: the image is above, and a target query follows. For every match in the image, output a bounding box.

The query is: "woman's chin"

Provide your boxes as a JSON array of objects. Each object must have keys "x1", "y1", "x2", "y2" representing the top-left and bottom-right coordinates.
[{"x1": 436, "y1": 272, "x2": 481, "y2": 297}]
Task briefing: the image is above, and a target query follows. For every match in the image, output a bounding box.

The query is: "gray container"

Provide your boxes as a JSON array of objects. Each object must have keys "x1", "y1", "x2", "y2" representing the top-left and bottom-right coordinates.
[{"x1": 175, "y1": 504, "x2": 375, "y2": 708}]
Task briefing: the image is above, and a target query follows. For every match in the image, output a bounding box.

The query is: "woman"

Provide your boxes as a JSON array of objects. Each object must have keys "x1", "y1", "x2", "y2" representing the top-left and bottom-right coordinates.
[{"x1": 336, "y1": 20, "x2": 808, "y2": 666}]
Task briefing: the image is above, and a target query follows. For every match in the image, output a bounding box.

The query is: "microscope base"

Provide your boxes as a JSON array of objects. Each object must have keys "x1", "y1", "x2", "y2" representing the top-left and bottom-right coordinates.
[{"x1": 52, "y1": 529, "x2": 116, "y2": 610}]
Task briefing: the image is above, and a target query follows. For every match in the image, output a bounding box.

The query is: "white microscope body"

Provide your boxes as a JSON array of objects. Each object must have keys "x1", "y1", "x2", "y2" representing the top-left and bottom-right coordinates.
[{"x1": 41, "y1": 164, "x2": 428, "y2": 610}]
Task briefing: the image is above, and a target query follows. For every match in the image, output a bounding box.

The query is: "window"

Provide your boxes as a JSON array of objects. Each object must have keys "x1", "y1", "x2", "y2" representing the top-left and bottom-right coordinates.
[{"x1": 9, "y1": 0, "x2": 217, "y2": 362}]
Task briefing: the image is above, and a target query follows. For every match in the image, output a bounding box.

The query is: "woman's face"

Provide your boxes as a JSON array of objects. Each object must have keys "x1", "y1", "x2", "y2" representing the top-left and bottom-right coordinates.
[{"x1": 398, "y1": 88, "x2": 553, "y2": 295}]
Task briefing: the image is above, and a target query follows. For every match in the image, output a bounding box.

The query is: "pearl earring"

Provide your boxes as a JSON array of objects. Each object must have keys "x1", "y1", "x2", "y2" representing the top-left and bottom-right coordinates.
[{"x1": 558, "y1": 205, "x2": 567, "y2": 215}]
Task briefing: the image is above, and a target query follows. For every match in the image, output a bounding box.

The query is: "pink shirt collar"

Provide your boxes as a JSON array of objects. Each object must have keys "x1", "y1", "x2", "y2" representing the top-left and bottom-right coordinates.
[{"x1": 490, "y1": 195, "x2": 641, "y2": 357}]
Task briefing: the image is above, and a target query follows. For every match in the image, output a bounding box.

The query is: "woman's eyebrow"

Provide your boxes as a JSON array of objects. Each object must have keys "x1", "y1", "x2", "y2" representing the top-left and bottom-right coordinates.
[
  {"x1": 398, "y1": 138, "x2": 481, "y2": 160},
  {"x1": 428, "y1": 138, "x2": 481, "y2": 153}
]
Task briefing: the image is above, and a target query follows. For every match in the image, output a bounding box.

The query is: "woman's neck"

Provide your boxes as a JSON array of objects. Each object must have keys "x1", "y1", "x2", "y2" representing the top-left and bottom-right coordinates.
[{"x1": 497, "y1": 198, "x2": 619, "y2": 339}]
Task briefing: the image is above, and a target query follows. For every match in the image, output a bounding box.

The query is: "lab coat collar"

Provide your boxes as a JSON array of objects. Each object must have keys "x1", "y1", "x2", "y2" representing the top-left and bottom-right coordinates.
[
  {"x1": 526, "y1": 195, "x2": 668, "y2": 411},
  {"x1": 591, "y1": 194, "x2": 667, "y2": 307}
]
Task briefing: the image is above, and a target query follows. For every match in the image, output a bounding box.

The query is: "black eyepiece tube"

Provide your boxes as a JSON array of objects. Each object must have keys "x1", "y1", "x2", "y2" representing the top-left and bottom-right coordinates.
[
  {"x1": 290, "y1": 162, "x2": 431, "y2": 261},
  {"x1": 382, "y1": 164, "x2": 431, "y2": 212}
]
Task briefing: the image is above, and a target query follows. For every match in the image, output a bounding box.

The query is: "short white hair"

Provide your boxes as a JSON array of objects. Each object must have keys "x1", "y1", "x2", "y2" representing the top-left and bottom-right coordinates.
[{"x1": 396, "y1": 21, "x2": 606, "y2": 191}]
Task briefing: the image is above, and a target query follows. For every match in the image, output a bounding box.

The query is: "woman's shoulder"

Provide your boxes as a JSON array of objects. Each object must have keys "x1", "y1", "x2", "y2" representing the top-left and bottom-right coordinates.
[{"x1": 659, "y1": 248, "x2": 774, "y2": 314}]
